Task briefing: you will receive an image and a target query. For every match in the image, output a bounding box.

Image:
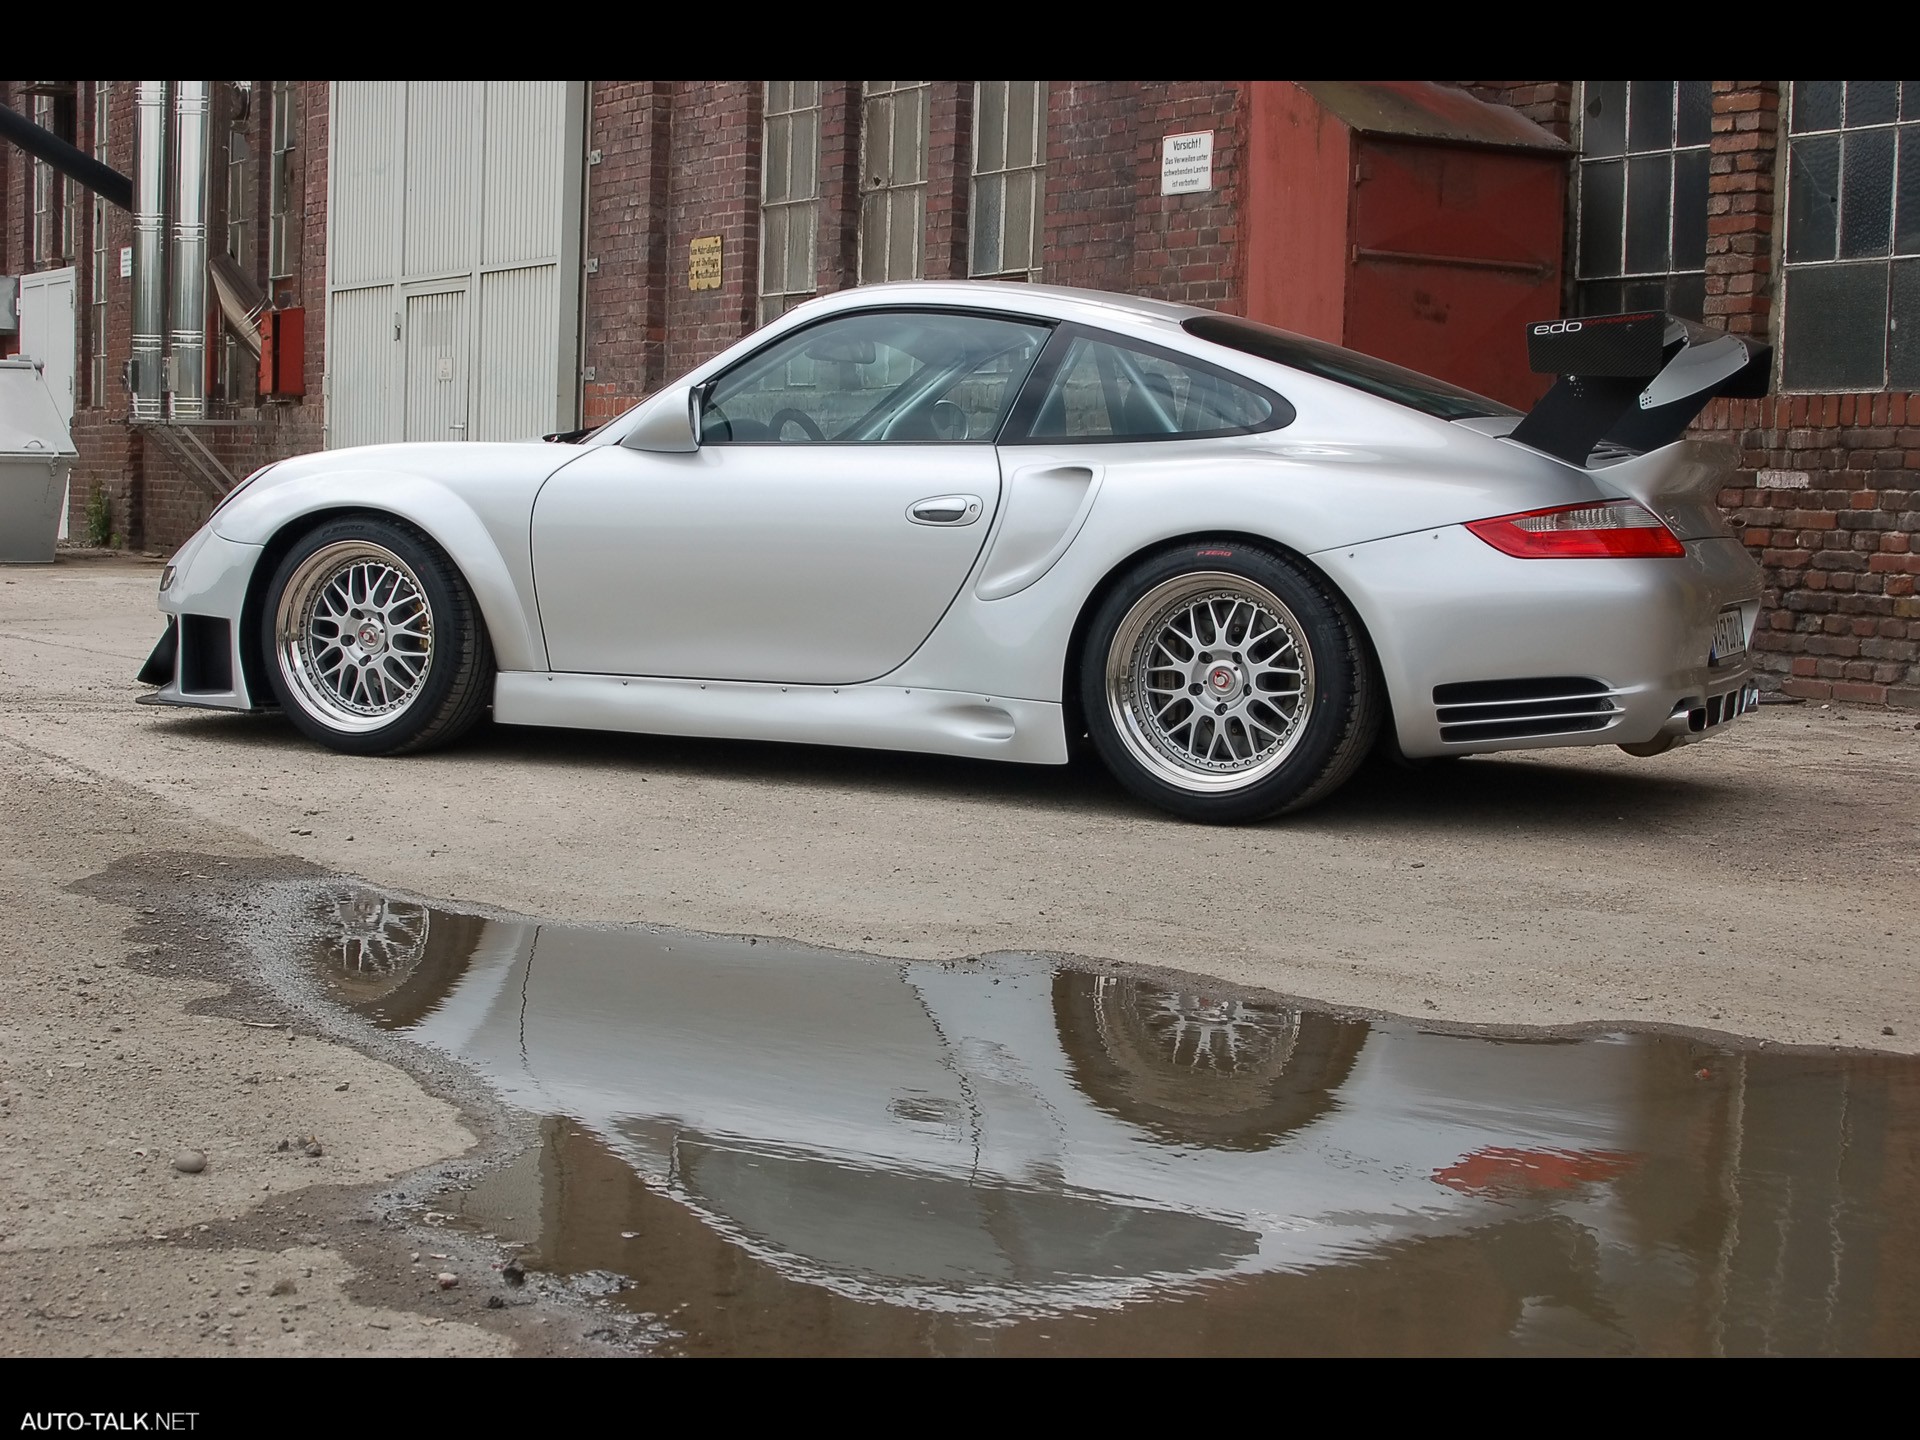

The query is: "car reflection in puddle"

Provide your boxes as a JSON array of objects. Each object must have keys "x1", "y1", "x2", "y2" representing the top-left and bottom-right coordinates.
[{"x1": 299, "y1": 886, "x2": 1920, "y2": 1356}]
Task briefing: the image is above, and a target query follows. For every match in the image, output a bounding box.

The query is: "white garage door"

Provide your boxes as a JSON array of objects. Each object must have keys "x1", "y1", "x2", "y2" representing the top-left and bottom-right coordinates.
[{"x1": 324, "y1": 82, "x2": 584, "y2": 449}]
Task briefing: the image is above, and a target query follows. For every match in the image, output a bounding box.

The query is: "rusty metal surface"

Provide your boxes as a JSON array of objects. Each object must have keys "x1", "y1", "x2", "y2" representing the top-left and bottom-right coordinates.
[
  {"x1": 1301, "y1": 81, "x2": 1570, "y2": 153},
  {"x1": 1345, "y1": 137, "x2": 1566, "y2": 407}
]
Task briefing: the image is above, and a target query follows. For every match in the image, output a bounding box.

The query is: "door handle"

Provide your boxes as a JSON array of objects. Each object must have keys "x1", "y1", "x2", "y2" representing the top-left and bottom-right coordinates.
[{"x1": 907, "y1": 494, "x2": 983, "y2": 526}]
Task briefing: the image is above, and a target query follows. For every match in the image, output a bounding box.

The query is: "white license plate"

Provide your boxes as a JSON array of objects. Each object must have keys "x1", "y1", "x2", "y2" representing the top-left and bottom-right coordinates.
[{"x1": 1711, "y1": 607, "x2": 1747, "y2": 664}]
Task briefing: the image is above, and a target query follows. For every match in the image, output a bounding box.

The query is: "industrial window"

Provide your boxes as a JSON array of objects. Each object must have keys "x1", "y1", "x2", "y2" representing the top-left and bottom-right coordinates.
[
  {"x1": 1780, "y1": 80, "x2": 1920, "y2": 391},
  {"x1": 858, "y1": 82, "x2": 929, "y2": 285},
  {"x1": 268, "y1": 81, "x2": 295, "y2": 282},
  {"x1": 28, "y1": 83, "x2": 79, "y2": 267},
  {"x1": 970, "y1": 82, "x2": 1046, "y2": 281},
  {"x1": 759, "y1": 82, "x2": 821, "y2": 325},
  {"x1": 226, "y1": 92, "x2": 253, "y2": 270},
  {"x1": 1574, "y1": 80, "x2": 1711, "y2": 320},
  {"x1": 217, "y1": 84, "x2": 256, "y2": 407},
  {"x1": 89, "y1": 81, "x2": 111, "y2": 407}
]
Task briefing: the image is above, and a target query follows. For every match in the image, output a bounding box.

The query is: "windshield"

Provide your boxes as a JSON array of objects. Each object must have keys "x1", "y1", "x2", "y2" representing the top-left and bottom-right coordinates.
[{"x1": 1182, "y1": 314, "x2": 1519, "y2": 422}]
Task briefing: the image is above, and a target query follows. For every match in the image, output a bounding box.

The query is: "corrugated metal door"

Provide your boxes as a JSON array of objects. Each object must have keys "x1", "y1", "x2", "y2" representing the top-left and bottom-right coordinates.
[
  {"x1": 325, "y1": 82, "x2": 584, "y2": 449},
  {"x1": 403, "y1": 287, "x2": 469, "y2": 442}
]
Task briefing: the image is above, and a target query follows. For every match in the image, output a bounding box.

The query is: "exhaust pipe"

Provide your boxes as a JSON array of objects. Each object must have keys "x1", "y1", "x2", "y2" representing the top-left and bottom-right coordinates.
[
  {"x1": 167, "y1": 80, "x2": 211, "y2": 422},
  {"x1": 130, "y1": 81, "x2": 167, "y2": 423}
]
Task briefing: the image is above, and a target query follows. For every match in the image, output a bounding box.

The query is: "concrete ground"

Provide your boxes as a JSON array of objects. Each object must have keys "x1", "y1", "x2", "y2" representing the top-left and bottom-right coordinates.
[{"x1": 1, "y1": 553, "x2": 1915, "y2": 1356}]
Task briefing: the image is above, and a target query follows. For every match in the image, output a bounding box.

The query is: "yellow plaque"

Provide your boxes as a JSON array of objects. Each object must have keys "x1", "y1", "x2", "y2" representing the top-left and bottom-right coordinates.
[{"x1": 689, "y1": 235, "x2": 723, "y2": 291}]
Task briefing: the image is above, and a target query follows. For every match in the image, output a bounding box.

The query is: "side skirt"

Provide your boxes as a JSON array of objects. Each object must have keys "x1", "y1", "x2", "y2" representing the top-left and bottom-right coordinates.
[{"x1": 492, "y1": 672, "x2": 1069, "y2": 765}]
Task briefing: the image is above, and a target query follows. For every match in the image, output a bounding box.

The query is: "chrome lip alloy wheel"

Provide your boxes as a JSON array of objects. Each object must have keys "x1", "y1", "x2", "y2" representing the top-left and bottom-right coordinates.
[
  {"x1": 276, "y1": 541, "x2": 434, "y2": 733},
  {"x1": 1106, "y1": 572, "x2": 1315, "y2": 794}
]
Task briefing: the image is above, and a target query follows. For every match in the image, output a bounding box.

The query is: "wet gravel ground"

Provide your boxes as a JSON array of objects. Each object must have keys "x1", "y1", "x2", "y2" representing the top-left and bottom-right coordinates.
[{"x1": 1, "y1": 556, "x2": 1916, "y2": 1356}]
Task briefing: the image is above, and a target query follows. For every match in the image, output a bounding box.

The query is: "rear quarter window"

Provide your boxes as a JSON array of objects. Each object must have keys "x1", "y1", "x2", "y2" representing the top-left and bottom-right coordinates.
[{"x1": 1009, "y1": 327, "x2": 1293, "y2": 443}]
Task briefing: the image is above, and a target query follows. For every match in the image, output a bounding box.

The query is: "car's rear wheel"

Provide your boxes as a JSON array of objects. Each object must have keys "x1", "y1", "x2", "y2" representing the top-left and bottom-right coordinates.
[
  {"x1": 1082, "y1": 543, "x2": 1380, "y2": 822},
  {"x1": 262, "y1": 517, "x2": 493, "y2": 756}
]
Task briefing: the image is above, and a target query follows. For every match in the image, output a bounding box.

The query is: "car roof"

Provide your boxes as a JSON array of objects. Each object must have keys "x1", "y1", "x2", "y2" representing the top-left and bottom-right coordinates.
[{"x1": 789, "y1": 280, "x2": 1208, "y2": 335}]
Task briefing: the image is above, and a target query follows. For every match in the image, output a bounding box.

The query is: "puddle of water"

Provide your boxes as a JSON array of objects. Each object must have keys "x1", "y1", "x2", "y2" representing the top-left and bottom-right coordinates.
[{"x1": 301, "y1": 886, "x2": 1920, "y2": 1355}]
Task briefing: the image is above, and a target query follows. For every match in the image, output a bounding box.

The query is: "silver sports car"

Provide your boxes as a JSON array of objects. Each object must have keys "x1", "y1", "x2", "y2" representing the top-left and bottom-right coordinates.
[{"x1": 140, "y1": 283, "x2": 1767, "y2": 823}]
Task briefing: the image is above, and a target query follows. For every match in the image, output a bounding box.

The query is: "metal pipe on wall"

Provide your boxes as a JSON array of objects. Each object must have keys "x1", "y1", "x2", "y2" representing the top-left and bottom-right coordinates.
[
  {"x1": 167, "y1": 80, "x2": 211, "y2": 422},
  {"x1": 130, "y1": 81, "x2": 168, "y2": 422},
  {"x1": 0, "y1": 103, "x2": 134, "y2": 211}
]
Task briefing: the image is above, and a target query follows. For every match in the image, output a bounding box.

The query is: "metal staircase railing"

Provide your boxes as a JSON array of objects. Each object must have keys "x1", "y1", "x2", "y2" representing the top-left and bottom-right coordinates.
[{"x1": 132, "y1": 418, "x2": 258, "y2": 497}]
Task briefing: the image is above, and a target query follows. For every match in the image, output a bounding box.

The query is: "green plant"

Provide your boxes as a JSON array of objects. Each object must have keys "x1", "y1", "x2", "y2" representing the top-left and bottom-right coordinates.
[{"x1": 84, "y1": 487, "x2": 113, "y2": 548}]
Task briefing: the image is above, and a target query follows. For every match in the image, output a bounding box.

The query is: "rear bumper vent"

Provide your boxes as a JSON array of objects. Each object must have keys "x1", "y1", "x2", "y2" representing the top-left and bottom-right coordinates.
[{"x1": 1433, "y1": 676, "x2": 1624, "y2": 744}]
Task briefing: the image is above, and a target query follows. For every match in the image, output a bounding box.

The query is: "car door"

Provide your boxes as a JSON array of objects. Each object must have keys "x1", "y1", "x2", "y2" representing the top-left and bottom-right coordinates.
[{"x1": 532, "y1": 309, "x2": 1051, "y2": 685}]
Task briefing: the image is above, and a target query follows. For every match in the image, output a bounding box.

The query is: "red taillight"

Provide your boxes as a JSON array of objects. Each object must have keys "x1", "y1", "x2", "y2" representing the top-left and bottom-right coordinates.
[{"x1": 1465, "y1": 500, "x2": 1685, "y2": 559}]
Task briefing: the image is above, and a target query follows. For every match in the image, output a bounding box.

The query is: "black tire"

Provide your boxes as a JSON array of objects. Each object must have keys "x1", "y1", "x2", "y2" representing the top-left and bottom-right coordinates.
[
  {"x1": 1080, "y1": 541, "x2": 1381, "y2": 822},
  {"x1": 259, "y1": 516, "x2": 494, "y2": 757}
]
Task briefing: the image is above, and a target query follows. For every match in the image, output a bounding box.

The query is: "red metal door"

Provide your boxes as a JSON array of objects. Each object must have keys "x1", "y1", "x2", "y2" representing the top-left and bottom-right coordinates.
[{"x1": 1346, "y1": 138, "x2": 1564, "y2": 409}]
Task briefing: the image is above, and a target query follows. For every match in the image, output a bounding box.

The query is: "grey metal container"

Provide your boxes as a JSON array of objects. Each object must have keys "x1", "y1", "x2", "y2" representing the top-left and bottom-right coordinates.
[{"x1": 0, "y1": 358, "x2": 79, "y2": 564}]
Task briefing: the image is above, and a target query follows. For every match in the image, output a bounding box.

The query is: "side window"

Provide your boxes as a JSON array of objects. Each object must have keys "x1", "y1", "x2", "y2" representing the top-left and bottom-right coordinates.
[
  {"x1": 1023, "y1": 334, "x2": 1278, "y2": 442},
  {"x1": 700, "y1": 311, "x2": 1051, "y2": 444}
]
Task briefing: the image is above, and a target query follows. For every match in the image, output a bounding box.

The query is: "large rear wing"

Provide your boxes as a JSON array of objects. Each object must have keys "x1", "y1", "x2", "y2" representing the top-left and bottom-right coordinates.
[{"x1": 1508, "y1": 312, "x2": 1770, "y2": 466}]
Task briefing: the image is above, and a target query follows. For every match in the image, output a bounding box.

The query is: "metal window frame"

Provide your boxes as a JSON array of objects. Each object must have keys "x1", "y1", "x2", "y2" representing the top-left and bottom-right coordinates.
[
  {"x1": 30, "y1": 88, "x2": 80, "y2": 267},
  {"x1": 226, "y1": 102, "x2": 252, "y2": 271},
  {"x1": 1779, "y1": 80, "x2": 1918, "y2": 392},
  {"x1": 89, "y1": 80, "x2": 111, "y2": 408},
  {"x1": 268, "y1": 81, "x2": 295, "y2": 281},
  {"x1": 758, "y1": 81, "x2": 822, "y2": 325},
  {"x1": 857, "y1": 81, "x2": 930, "y2": 286},
  {"x1": 1572, "y1": 80, "x2": 1712, "y2": 313},
  {"x1": 968, "y1": 80, "x2": 1046, "y2": 282},
  {"x1": 218, "y1": 85, "x2": 256, "y2": 407}
]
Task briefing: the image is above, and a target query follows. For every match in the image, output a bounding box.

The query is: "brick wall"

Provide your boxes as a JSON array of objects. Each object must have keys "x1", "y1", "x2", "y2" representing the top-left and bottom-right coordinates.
[
  {"x1": 664, "y1": 82, "x2": 761, "y2": 379},
  {"x1": 1461, "y1": 82, "x2": 1573, "y2": 141},
  {"x1": 582, "y1": 81, "x2": 674, "y2": 425},
  {"x1": 1043, "y1": 82, "x2": 1145, "y2": 297},
  {"x1": 584, "y1": 82, "x2": 764, "y2": 418},
  {"x1": 924, "y1": 83, "x2": 973, "y2": 281},
  {"x1": 1041, "y1": 81, "x2": 1245, "y2": 308},
  {"x1": 581, "y1": 80, "x2": 1254, "y2": 402},
  {"x1": 127, "y1": 81, "x2": 327, "y2": 553},
  {"x1": 1687, "y1": 81, "x2": 1917, "y2": 706},
  {"x1": 1466, "y1": 79, "x2": 1915, "y2": 708},
  {"x1": 815, "y1": 84, "x2": 861, "y2": 296},
  {"x1": 1132, "y1": 83, "x2": 1244, "y2": 310},
  {"x1": 1701, "y1": 399, "x2": 1919, "y2": 706},
  {"x1": 3, "y1": 80, "x2": 328, "y2": 554},
  {"x1": 1701, "y1": 81, "x2": 1776, "y2": 338}
]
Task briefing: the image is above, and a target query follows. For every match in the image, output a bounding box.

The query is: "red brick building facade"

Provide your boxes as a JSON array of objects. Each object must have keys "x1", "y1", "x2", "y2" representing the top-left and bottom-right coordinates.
[{"x1": 3, "y1": 80, "x2": 1915, "y2": 707}]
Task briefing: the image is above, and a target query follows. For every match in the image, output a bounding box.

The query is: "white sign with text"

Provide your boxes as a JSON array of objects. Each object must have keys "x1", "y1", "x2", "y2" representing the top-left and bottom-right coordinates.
[{"x1": 1161, "y1": 131, "x2": 1214, "y2": 195}]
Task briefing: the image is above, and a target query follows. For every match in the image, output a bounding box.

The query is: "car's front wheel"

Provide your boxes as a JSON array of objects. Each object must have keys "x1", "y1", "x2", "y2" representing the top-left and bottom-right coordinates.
[
  {"x1": 1081, "y1": 543, "x2": 1380, "y2": 822},
  {"x1": 261, "y1": 517, "x2": 493, "y2": 756}
]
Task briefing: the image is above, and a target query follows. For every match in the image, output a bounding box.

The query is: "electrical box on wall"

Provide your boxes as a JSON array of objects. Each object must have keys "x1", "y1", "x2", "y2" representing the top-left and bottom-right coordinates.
[
  {"x1": 258, "y1": 307, "x2": 305, "y2": 398},
  {"x1": 0, "y1": 277, "x2": 18, "y2": 336}
]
